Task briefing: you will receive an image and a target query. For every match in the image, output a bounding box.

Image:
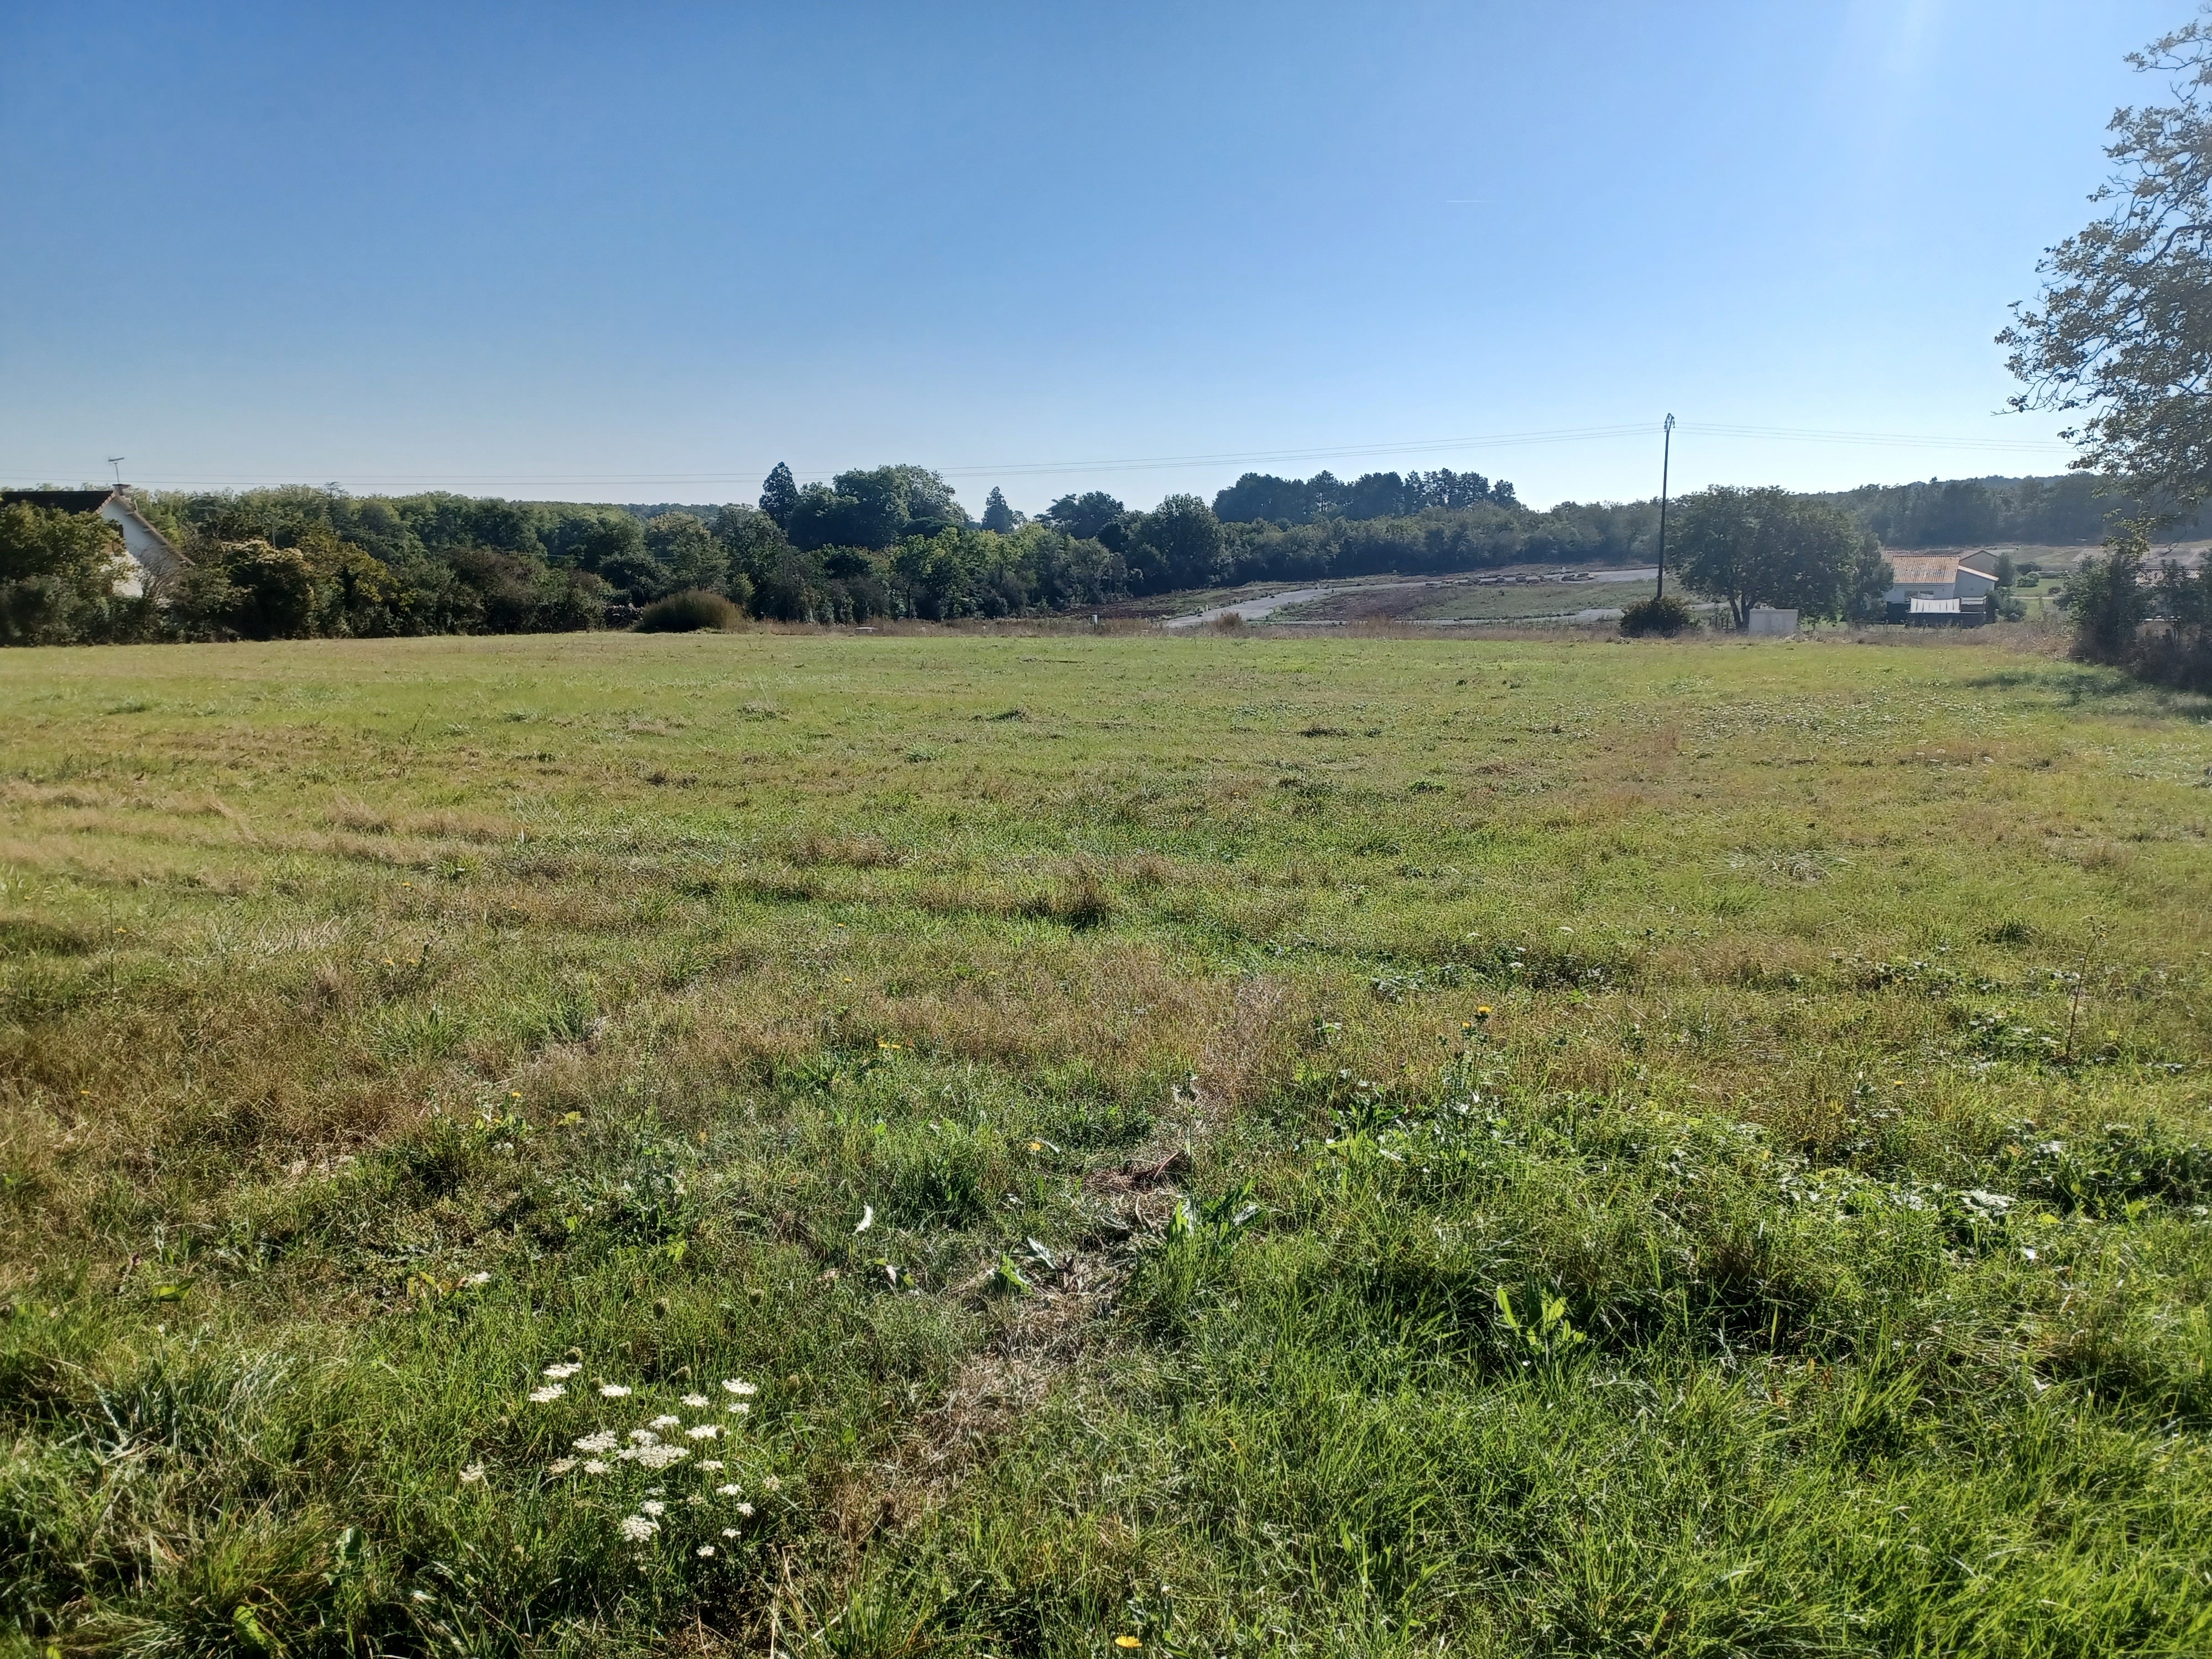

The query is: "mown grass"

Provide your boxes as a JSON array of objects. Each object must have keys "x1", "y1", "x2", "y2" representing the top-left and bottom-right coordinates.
[{"x1": 2, "y1": 627, "x2": 2209, "y2": 1656}]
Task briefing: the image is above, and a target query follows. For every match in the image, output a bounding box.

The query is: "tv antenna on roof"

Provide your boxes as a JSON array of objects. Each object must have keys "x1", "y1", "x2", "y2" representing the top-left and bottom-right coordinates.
[{"x1": 107, "y1": 456, "x2": 126, "y2": 490}]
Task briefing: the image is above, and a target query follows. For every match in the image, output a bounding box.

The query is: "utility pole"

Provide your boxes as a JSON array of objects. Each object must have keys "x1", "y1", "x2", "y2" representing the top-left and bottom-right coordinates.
[{"x1": 1655, "y1": 415, "x2": 1674, "y2": 599}]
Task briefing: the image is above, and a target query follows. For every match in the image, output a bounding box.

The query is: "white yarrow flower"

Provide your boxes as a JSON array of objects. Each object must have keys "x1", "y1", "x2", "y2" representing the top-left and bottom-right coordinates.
[
  {"x1": 546, "y1": 1457, "x2": 578, "y2": 1475},
  {"x1": 623, "y1": 1443, "x2": 688, "y2": 1469},
  {"x1": 762, "y1": 1475, "x2": 780, "y2": 1492},
  {"x1": 716, "y1": 1483, "x2": 743, "y2": 1496},
  {"x1": 650, "y1": 1414, "x2": 681, "y2": 1429},
  {"x1": 572, "y1": 1430, "x2": 618, "y2": 1453},
  {"x1": 726, "y1": 1402, "x2": 750, "y2": 1415},
  {"x1": 686, "y1": 1423, "x2": 721, "y2": 1439},
  {"x1": 460, "y1": 1463, "x2": 486, "y2": 1484},
  {"x1": 465, "y1": 1271, "x2": 492, "y2": 1286},
  {"x1": 722, "y1": 1527, "x2": 740, "y2": 1538},
  {"x1": 599, "y1": 1384, "x2": 631, "y2": 1398},
  {"x1": 698, "y1": 1458, "x2": 725, "y2": 1470},
  {"x1": 735, "y1": 1501, "x2": 754, "y2": 1516},
  {"x1": 627, "y1": 1429, "x2": 660, "y2": 1446},
  {"x1": 528, "y1": 1385, "x2": 565, "y2": 1404},
  {"x1": 721, "y1": 1379, "x2": 757, "y2": 1396},
  {"x1": 542, "y1": 1362, "x2": 582, "y2": 1380},
  {"x1": 617, "y1": 1515, "x2": 658, "y2": 1543},
  {"x1": 640, "y1": 1499, "x2": 666, "y2": 1517},
  {"x1": 681, "y1": 1393, "x2": 710, "y2": 1408},
  {"x1": 696, "y1": 1544, "x2": 715, "y2": 1558},
  {"x1": 581, "y1": 1459, "x2": 611, "y2": 1475}
]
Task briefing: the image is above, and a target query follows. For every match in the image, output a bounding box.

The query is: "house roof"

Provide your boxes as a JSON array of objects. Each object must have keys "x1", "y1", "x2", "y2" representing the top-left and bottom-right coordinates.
[
  {"x1": 1, "y1": 488, "x2": 114, "y2": 514},
  {"x1": 1888, "y1": 555, "x2": 1963, "y2": 585}
]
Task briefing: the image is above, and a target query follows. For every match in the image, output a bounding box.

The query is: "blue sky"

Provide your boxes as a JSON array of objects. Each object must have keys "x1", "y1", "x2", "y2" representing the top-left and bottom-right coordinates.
[{"x1": 0, "y1": 1, "x2": 2188, "y2": 511}]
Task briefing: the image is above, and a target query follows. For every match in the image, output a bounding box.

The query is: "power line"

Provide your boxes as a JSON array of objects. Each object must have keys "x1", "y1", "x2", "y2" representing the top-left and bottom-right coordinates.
[{"x1": 2, "y1": 419, "x2": 2073, "y2": 493}]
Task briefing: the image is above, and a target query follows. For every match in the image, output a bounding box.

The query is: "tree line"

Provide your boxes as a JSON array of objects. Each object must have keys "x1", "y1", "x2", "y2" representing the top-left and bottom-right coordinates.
[
  {"x1": 0, "y1": 463, "x2": 1673, "y2": 644},
  {"x1": 1820, "y1": 473, "x2": 2208, "y2": 549},
  {"x1": 0, "y1": 455, "x2": 2181, "y2": 648}
]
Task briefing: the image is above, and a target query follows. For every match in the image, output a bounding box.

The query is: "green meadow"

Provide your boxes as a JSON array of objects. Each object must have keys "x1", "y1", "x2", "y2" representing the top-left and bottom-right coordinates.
[{"x1": 3, "y1": 627, "x2": 2210, "y2": 1656}]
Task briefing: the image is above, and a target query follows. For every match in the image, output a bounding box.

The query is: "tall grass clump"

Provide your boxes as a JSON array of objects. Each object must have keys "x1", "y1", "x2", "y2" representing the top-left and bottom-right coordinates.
[{"x1": 635, "y1": 589, "x2": 743, "y2": 632}]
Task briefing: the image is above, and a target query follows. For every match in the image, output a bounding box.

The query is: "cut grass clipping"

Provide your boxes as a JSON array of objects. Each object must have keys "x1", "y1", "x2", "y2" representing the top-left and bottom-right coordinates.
[{"x1": 2, "y1": 627, "x2": 2209, "y2": 1654}]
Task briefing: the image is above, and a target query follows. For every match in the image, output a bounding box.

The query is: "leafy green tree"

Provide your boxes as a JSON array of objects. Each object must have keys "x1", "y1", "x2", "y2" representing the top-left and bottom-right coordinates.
[
  {"x1": 1415, "y1": 468, "x2": 1494, "y2": 510},
  {"x1": 1131, "y1": 494, "x2": 1226, "y2": 592},
  {"x1": 0, "y1": 500, "x2": 123, "y2": 589},
  {"x1": 841, "y1": 464, "x2": 962, "y2": 542},
  {"x1": 893, "y1": 526, "x2": 1031, "y2": 619},
  {"x1": 2001, "y1": 15, "x2": 2212, "y2": 513},
  {"x1": 1212, "y1": 473, "x2": 1316, "y2": 525},
  {"x1": 544, "y1": 512, "x2": 646, "y2": 576},
  {"x1": 982, "y1": 488, "x2": 1024, "y2": 533},
  {"x1": 643, "y1": 512, "x2": 728, "y2": 593},
  {"x1": 0, "y1": 500, "x2": 134, "y2": 644},
  {"x1": 759, "y1": 463, "x2": 800, "y2": 529},
  {"x1": 781, "y1": 484, "x2": 851, "y2": 553},
  {"x1": 2067, "y1": 525, "x2": 2153, "y2": 664},
  {"x1": 710, "y1": 504, "x2": 783, "y2": 609},
  {"x1": 1674, "y1": 486, "x2": 1885, "y2": 628},
  {"x1": 785, "y1": 466, "x2": 966, "y2": 551},
  {"x1": 1042, "y1": 491, "x2": 1126, "y2": 540},
  {"x1": 593, "y1": 548, "x2": 674, "y2": 603},
  {"x1": 1028, "y1": 524, "x2": 1130, "y2": 609},
  {"x1": 182, "y1": 541, "x2": 317, "y2": 640},
  {"x1": 1342, "y1": 471, "x2": 1417, "y2": 520}
]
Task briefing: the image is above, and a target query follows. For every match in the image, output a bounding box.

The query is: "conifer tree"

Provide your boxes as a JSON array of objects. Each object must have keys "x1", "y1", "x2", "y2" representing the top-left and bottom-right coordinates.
[{"x1": 758, "y1": 462, "x2": 800, "y2": 529}]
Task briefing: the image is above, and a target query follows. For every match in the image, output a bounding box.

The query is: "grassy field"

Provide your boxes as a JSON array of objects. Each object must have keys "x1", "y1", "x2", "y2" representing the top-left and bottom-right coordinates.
[{"x1": 3, "y1": 627, "x2": 2211, "y2": 1656}]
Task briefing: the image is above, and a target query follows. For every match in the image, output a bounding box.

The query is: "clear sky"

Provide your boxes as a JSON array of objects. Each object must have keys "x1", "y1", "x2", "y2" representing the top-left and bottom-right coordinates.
[{"x1": 0, "y1": 1, "x2": 2188, "y2": 512}]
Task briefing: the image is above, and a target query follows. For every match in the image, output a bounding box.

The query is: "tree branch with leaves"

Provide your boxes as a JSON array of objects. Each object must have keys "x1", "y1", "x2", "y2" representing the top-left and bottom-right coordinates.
[{"x1": 2001, "y1": 9, "x2": 2212, "y2": 515}]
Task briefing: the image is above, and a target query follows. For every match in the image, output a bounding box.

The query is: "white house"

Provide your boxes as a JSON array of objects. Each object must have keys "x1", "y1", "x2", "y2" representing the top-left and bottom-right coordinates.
[
  {"x1": 1884, "y1": 550, "x2": 2002, "y2": 625},
  {"x1": 0, "y1": 488, "x2": 189, "y2": 595}
]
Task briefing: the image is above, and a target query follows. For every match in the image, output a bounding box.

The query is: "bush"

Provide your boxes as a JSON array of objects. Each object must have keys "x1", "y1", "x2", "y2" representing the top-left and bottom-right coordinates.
[
  {"x1": 0, "y1": 502, "x2": 142, "y2": 645},
  {"x1": 2068, "y1": 536, "x2": 2149, "y2": 665},
  {"x1": 635, "y1": 589, "x2": 742, "y2": 632},
  {"x1": 1619, "y1": 593, "x2": 1697, "y2": 637}
]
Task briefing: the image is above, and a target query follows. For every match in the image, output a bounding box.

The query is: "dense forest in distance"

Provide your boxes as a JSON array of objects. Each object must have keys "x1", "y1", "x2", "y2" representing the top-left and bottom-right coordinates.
[
  {"x1": 4, "y1": 460, "x2": 2198, "y2": 642},
  {"x1": 1819, "y1": 473, "x2": 2209, "y2": 549}
]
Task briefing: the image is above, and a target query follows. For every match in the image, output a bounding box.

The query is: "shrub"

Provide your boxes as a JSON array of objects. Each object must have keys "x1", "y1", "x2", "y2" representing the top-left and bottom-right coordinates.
[
  {"x1": 635, "y1": 589, "x2": 742, "y2": 632},
  {"x1": 2067, "y1": 535, "x2": 2148, "y2": 665},
  {"x1": 1619, "y1": 593, "x2": 1696, "y2": 637},
  {"x1": 0, "y1": 501, "x2": 142, "y2": 645},
  {"x1": 2065, "y1": 524, "x2": 2212, "y2": 690}
]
